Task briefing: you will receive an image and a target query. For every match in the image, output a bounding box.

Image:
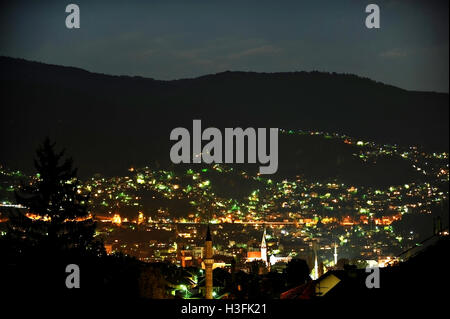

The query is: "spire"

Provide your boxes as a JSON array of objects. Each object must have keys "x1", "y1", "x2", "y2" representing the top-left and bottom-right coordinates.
[
  {"x1": 260, "y1": 227, "x2": 268, "y2": 265},
  {"x1": 206, "y1": 224, "x2": 212, "y2": 241},
  {"x1": 312, "y1": 240, "x2": 319, "y2": 280},
  {"x1": 334, "y1": 242, "x2": 338, "y2": 266},
  {"x1": 261, "y1": 227, "x2": 267, "y2": 248},
  {"x1": 314, "y1": 251, "x2": 319, "y2": 280}
]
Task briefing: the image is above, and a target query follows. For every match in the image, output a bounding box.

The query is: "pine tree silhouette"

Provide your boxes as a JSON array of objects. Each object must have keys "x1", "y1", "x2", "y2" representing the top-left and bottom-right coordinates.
[{"x1": 7, "y1": 138, "x2": 102, "y2": 256}]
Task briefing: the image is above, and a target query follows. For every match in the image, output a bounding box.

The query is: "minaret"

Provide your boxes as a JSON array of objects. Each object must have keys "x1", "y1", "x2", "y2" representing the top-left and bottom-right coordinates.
[
  {"x1": 204, "y1": 225, "x2": 214, "y2": 299},
  {"x1": 312, "y1": 240, "x2": 319, "y2": 280},
  {"x1": 334, "y1": 242, "x2": 338, "y2": 266},
  {"x1": 261, "y1": 227, "x2": 267, "y2": 266},
  {"x1": 314, "y1": 251, "x2": 319, "y2": 280}
]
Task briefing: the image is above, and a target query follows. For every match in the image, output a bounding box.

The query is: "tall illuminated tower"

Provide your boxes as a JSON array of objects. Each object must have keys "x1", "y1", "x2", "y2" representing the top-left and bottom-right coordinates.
[
  {"x1": 334, "y1": 242, "x2": 338, "y2": 266},
  {"x1": 261, "y1": 227, "x2": 268, "y2": 266},
  {"x1": 312, "y1": 240, "x2": 319, "y2": 280},
  {"x1": 314, "y1": 251, "x2": 319, "y2": 280},
  {"x1": 204, "y1": 225, "x2": 214, "y2": 299}
]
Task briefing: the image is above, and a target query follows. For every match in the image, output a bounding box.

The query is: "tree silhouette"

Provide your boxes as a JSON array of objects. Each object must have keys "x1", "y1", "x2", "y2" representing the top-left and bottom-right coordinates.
[
  {"x1": 6, "y1": 138, "x2": 102, "y2": 256},
  {"x1": 284, "y1": 258, "x2": 310, "y2": 288}
]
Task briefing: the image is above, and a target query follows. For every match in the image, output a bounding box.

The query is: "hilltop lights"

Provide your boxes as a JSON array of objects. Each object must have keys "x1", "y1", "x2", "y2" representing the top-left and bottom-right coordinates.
[{"x1": 170, "y1": 120, "x2": 278, "y2": 174}]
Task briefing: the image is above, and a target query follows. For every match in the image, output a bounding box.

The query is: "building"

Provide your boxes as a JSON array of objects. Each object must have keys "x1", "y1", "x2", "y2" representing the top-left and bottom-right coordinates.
[
  {"x1": 246, "y1": 228, "x2": 268, "y2": 266},
  {"x1": 246, "y1": 227, "x2": 293, "y2": 267},
  {"x1": 177, "y1": 245, "x2": 204, "y2": 267},
  {"x1": 178, "y1": 247, "x2": 194, "y2": 268},
  {"x1": 269, "y1": 254, "x2": 292, "y2": 265}
]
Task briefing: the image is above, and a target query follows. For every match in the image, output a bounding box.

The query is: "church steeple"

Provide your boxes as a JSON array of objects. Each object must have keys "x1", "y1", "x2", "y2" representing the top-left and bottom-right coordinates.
[
  {"x1": 261, "y1": 227, "x2": 267, "y2": 248},
  {"x1": 261, "y1": 227, "x2": 268, "y2": 265}
]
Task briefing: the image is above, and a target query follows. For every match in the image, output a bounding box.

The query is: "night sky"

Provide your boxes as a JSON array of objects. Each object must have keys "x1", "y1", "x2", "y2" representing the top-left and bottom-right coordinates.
[{"x1": 1, "y1": 0, "x2": 448, "y2": 92}]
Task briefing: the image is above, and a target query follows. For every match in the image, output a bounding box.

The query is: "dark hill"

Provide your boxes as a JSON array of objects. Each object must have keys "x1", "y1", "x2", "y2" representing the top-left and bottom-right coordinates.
[{"x1": 0, "y1": 56, "x2": 448, "y2": 177}]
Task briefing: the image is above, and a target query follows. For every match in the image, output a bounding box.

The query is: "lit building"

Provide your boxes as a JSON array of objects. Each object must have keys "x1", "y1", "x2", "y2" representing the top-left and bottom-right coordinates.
[
  {"x1": 104, "y1": 243, "x2": 113, "y2": 254},
  {"x1": 269, "y1": 254, "x2": 292, "y2": 265},
  {"x1": 246, "y1": 228, "x2": 268, "y2": 266},
  {"x1": 178, "y1": 247, "x2": 194, "y2": 268}
]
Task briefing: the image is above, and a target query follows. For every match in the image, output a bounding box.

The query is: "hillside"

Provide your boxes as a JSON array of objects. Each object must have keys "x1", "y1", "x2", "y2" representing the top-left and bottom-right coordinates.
[{"x1": 0, "y1": 56, "x2": 448, "y2": 178}]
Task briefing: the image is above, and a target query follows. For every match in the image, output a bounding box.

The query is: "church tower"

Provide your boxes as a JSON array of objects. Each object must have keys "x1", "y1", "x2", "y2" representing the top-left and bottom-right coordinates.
[
  {"x1": 204, "y1": 225, "x2": 214, "y2": 299},
  {"x1": 261, "y1": 227, "x2": 268, "y2": 266}
]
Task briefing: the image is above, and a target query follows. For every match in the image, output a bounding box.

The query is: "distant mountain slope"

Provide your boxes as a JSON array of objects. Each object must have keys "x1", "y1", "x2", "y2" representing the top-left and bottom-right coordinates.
[{"x1": 0, "y1": 56, "x2": 448, "y2": 177}]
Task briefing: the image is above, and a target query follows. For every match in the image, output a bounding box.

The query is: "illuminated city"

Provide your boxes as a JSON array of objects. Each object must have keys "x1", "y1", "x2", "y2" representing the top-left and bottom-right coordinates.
[
  {"x1": 0, "y1": 1, "x2": 448, "y2": 313},
  {"x1": 1, "y1": 128, "x2": 448, "y2": 299}
]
